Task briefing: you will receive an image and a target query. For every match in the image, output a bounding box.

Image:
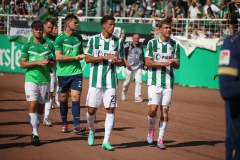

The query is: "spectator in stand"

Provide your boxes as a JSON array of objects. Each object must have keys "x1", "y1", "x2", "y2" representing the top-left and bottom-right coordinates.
[
  {"x1": 76, "y1": 0, "x2": 85, "y2": 13},
  {"x1": 203, "y1": 6, "x2": 217, "y2": 33},
  {"x1": 48, "y1": 5, "x2": 58, "y2": 20},
  {"x1": 144, "y1": 6, "x2": 154, "y2": 23},
  {"x1": 23, "y1": 0, "x2": 35, "y2": 19},
  {"x1": 130, "y1": 0, "x2": 144, "y2": 22},
  {"x1": 152, "y1": 3, "x2": 162, "y2": 18},
  {"x1": 46, "y1": 0, "x2": 57, "y2": 10},
  {"x1": 16, "y1": 0, "x2": 26, "y2": 19},
  {"x1": 165, "y1": 0, "x2": 175, "y2": 21},
  {"x1": 0, "y1": 1, "x2": 9, "y2": 14},
  {"x1": 203, "y1": 0, "x2": 220, "y2": 16},
  {"x1": 115, "y1": 11, "x2": 123, "y2": 23},
  {"x1": 87, "y1": 0, "x2": 96, "y2": 21},
  {"x1": 57, "y1": 0, "x2": 68, "y2": 10},
  {"x1": 140, "y1": 0, "x2": 147, "y2": 10},
  {"x1": 59, "y1": 1, "x2": 77, "y2": 16},
  {"x1": 226, "y1": 0, "x2": 240, "y2": 34},
  {"x1": 175, "y1": 2, "x2": 185, "y2": 18},
  {"x1": 187, "y1": 0, "x2": 201, "y2": 19},
  {"x1": 220, "y1": 2, "x2": 229, "y2": 19},
  {"x1": 9, "y1": 1, "x2": 17, "y2": 15}
]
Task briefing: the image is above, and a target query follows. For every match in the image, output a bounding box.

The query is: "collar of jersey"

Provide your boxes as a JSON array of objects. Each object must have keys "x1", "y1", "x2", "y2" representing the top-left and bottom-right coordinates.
[
  {"x1": 157, "y1": 36, "x2": 170, "y2": 45},
  {"x1": 100, "y1": 32, "x2": 114, "y2": 42}
]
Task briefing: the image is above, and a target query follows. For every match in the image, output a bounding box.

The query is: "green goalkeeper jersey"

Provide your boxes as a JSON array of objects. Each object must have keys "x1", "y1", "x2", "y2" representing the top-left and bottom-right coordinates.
[
  {"x1": 21, "y1": 39, "x2": 55, "y2": 84},
  {"x1": 54, "y1": 32, "x2": 83, "y2": 76}
]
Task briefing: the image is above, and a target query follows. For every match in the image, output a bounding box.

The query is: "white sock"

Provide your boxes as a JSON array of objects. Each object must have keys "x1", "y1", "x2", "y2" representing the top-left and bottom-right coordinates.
[
  {"x1": 86, "y1": 112, "x2": 95, "y2": 133},
  {"x1": 44, "y1": 99, "x2": 52, "y2": 120},
  {"x1": 28, "y1": 113, "x2": 38, "y2": 136},
  {"x1": 148, "y1": 116, "x2": 157, "y2": 130},
  {"x1": 158, "y1": 121, "x2": 168, "y2": 140},
  {"x1": 37, "y1": 113, "x2": 43, "y2": 129},
  {"x1": 103, "y1": 113, "x2": 115, "y2": 143},
  {"x1": 55, "y1": 86, "x2": 60, "y2": 101}
]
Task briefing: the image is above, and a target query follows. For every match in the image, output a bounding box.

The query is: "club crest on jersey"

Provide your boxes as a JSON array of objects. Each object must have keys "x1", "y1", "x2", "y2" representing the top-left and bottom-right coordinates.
[
  {"x1": 112, "y1": 44, "x2": 117, "y2": 49},
  {"x1": 43, "y1": 44, "x2": 48, "y2": 49},
  {"x1": 75, "y1": 37, "x2": 78, "y2": 41},
  {"x1": 169, "y1": 46, "x2": 172, "y2": 50}
]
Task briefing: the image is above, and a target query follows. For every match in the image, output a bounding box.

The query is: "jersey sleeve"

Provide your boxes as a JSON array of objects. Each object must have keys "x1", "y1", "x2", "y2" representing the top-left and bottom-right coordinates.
[
  {"x1": 218, "y1": 35, "x2": 240, "y2": 99},
  {"x1": 145, "y1": 40, "x2": 153, "y2": 58},
  {"x1": 21, "y1": 43, "x2": 29, "y2": 59},
  {"x1": 85, "y1": 36, "x2": 94, "y2": 56},
  {"x1": 54, "y1": 35, "x2": 63, "y2": 51}
]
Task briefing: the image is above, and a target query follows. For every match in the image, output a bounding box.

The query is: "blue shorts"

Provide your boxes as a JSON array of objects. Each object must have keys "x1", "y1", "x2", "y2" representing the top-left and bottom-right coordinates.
[{"x1": 58, "y1": 74, "x2": 83, "y2": 93}]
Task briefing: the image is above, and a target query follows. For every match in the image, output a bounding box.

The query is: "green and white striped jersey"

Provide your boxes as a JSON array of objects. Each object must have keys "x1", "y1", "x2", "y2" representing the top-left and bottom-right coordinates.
[
  {"x1": 21, "y1": 39, "x2": 55, "y2": 84},
  {"x1": 85, "y1": 33, "x2": 124, "y2": 89},
  {"x1": 54, "y1": 32, "x2": 83, "y2": 76},
  {"x1": 146, "y1": 36, "x2": 180, "y2": 89}
]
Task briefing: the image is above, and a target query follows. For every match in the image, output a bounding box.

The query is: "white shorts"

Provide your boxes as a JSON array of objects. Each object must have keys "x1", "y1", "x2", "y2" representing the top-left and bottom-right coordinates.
[
  {"x1": 25, "y1": 82, "x2": 50, "y2": 104},
  {"x1": 50, "y1": 73, "x2": 57, "y2": 92},
  {"x1": 86, "y1": 87, "x2": 117, "y2": 108},
  {"x1": 148, "y1": 85, "x2": 173, "y2": 106}
]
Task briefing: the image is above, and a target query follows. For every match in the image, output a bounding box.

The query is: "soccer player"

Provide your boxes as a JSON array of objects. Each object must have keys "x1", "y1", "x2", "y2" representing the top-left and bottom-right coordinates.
[
  {"x1": 218, "y1": 33, "x2": 240, "y2": 160},
  {"x1": 42, "y1": 18, "x2": 57, "y2": 126},
  {"x1": 54, "y1": 15, "x2": 86, "y2": 133},
  {"x1": 85, "y1": 15, "x2": 124, "y2": 151},
  {"x1": 145, "y1": 19, "x2": 180, "y2": 149},
  {"x1": 20, "y1": 21, "x2": 56, "y2": 145},
  {"x1": 29, "y1": 18, "x2": 58, "y2": 126}
]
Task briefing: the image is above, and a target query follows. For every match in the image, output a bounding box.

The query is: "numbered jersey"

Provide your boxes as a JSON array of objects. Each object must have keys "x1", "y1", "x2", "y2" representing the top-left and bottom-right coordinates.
[
  {"x1": 54, "y1": 32, "x2": 83, "y2": 76},
  {"x1": 21, "y1": 39, "x2": 55, "y2": 84},
  {"x1": 146, "y1": 37, "x2": 180, "y2": 89},
  {"x1": 85, "y1": 33, "x2": 124, "y2": 89}
]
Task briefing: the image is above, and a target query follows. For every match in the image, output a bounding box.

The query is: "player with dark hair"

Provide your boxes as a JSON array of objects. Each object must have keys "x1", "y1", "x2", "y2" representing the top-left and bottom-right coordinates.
[
  {"x1": 54, "y1": 14, "x2": 86, "y2": 133},
  {"x1": 85, "y1": 15, "x2": 124, "y2": 151},
  {"x1": 20, "y1": 20, "x2": 56, "y2": 145},
  {"x1": 219, "y1": 32, "x2": 240, "y2": 160},
  {"x1": 145, "y1": 19, "x2": 180, "y2": 149}
]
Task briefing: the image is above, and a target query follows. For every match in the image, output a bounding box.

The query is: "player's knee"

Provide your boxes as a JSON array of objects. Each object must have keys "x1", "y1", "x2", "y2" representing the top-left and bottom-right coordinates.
[{"x1": 162, "y1": 106, "x2": 169, "y2": 118}]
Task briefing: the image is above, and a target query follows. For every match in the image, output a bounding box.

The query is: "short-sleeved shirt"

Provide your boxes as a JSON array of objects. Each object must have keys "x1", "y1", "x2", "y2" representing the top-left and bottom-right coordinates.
[
  {"x1": 145, "y1": 36, "x2": 180, "y2": 89},
  {"x1": 85, "y1": 33, "x2": 124, "y2": 89},
  {"x1": 228, "y1": 2, "x2": 240, "y2": 18},
  {"x1": 54, "y1": 32, "x2": 83, "y2": 76},
  {"x1": 21, "y1": 39, "x2": 55, "y2": 84},
  {"x1": 124, "y1": 42, "x2": 144, "y2": 71}
]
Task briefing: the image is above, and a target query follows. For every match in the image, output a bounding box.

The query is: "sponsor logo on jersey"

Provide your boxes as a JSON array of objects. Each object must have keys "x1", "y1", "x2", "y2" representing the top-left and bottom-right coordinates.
[
  {"x1": 64, "y1": 39, "x2": 68, "y2": 41},
  {"x1": 30, "y1": 46, "x2": 34, "y2": 48},
  {"x1": 43, "y1": 44, "x2": 48, "y2": 49}
]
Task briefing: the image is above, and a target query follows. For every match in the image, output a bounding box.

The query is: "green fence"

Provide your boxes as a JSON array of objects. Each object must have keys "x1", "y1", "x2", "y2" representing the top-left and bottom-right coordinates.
[{"x1": 0, "y1": 35, "x2": 220, "y2": 89}]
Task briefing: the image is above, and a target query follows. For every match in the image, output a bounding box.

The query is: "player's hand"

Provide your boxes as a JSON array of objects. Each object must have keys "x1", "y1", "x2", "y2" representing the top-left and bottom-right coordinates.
[
  {"x1": 76, "y1": 54, "x2": 85, "y2": 61},
  {"x1": 125, "y1": 62, "x2": 131, "y2": 68},
  {"x1": 169, "y1": 58, "x2": 179, "y2": 66},
  {"x1": 38, "y1": 58, "x2": 49, "y2": 66},
  {"x1": 104, "y1": 55, "x2": 117, "y2": 60},
  {"x1": 112, "y1": 59, "x2": 122, "y2": 64}
]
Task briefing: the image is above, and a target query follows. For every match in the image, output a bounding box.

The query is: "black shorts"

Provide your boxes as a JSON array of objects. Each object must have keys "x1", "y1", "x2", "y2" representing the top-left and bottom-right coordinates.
[{"x1": 230, "y1": 16, "x2": 239, "y2": 25}]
